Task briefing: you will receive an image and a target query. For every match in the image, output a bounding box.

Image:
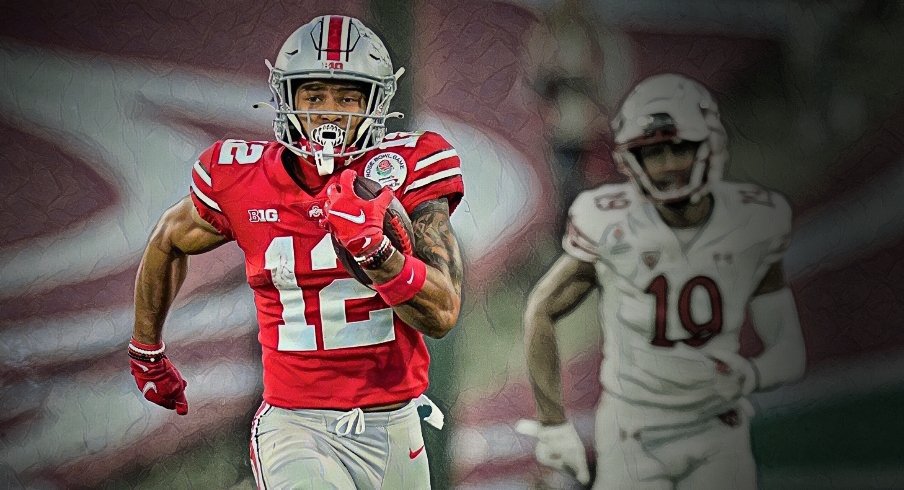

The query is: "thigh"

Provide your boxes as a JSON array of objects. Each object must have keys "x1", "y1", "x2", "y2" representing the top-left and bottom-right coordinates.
[
  {"x1": 676, "y1": 414, "x2": 757, "y2": 490},
  {"x1": 381, "y1": 407, "x2": 430, "y2": 490},
  {"x1": 251, "y1": 405, "x2": 355, "y2": 490},
  {"x1": 594, "y1": 399, "x2": 672, "y2": 490}
]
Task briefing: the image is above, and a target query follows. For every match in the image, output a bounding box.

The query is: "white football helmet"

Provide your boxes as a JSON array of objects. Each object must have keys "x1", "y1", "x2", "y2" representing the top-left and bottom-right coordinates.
[
  {"x1": 612, "y1": 73, "x2": 728, "y2": 203},
  {"x1": 264, "y1": 15, "x2": 403, "y2": 175}
]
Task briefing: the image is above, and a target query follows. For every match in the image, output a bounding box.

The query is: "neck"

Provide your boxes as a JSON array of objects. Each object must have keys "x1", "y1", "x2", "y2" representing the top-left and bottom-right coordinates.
[
  {"x1": 654, "y1": 193, "x2": 713, "y2": 228},
  {"x1": 281, "y1": 149, "x2": 331, "y2": 194}
]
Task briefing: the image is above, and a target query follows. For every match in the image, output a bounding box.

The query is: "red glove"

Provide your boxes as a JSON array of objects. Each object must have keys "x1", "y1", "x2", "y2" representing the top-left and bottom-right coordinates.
[
  {"x1": 129, "y1": 339, "x2": 188, "y2": 415},
  {"x1": 322, "y1": 169, "x2": 393, "y2": 257}
]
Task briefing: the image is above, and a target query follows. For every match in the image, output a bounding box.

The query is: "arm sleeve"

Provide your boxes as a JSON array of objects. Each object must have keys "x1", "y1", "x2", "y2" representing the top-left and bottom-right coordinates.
[
  {"x1": 399, "y1": 132, "x2": 465, "y2": 214},
  {"x1": 188, "y1": 141, "x2": 235, "y2": 240},
  {"x1": 749, "y1": 288, "x2": 806, "y2": 390},
  {"x1": 748, "y1": 194, "x2": 805, "y2": 390}
]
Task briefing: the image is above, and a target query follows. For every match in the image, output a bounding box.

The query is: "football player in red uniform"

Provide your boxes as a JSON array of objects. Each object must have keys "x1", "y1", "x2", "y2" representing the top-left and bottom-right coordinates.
[{"x1": 128, "y1": 15, "x2": 464, "y2": 488}]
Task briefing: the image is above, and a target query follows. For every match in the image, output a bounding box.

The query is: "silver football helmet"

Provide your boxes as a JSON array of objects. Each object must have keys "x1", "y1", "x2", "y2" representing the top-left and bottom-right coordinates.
[
  {"x1": 264, "y1": 15, "x2": 403, "y2": 175},
  {"x1": 612, "y1": 73, "x2": 728, "y2": 203}
]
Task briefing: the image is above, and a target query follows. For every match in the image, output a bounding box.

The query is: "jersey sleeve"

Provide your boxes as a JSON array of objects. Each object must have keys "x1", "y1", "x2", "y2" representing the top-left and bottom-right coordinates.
[
  {"x1": 562, "y1": 191, "x2": 602, "y2": 263},
  {"x1": 189, "y1": 140, "x2": 235, "y2": 240},
  {"x1": 398, "y1": 131, "x2": 465, "y2": 214}
]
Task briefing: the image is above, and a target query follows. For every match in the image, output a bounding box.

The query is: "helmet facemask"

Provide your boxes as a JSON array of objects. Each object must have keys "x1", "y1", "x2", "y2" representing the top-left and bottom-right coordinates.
[{"x1": 261, "y1": 16, "x2": 404, "y2": 175}]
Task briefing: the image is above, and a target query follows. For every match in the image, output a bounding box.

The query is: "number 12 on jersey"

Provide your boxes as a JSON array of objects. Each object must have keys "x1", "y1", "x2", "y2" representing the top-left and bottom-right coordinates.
[
  {"x1": 645, "y1": 274, "x2": 723, "y2": 348},
  {"x1": 265, "y1": 235, "x2": 395, "y2": 351}
]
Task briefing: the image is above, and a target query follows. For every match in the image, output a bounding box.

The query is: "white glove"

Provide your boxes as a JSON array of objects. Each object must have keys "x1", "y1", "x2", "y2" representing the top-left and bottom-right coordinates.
[
  {"x1": 516, "y1": 420, "x2": 590, "y2": 485},
  {"x1": 709, "y1": 350, "x2": 758, "y2": 402}
]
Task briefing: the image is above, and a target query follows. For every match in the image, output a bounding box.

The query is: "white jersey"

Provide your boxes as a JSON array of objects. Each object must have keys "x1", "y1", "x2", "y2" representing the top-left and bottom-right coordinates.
[{"x1": 563, "y1": 181, "x2": 791, "y2": 424}]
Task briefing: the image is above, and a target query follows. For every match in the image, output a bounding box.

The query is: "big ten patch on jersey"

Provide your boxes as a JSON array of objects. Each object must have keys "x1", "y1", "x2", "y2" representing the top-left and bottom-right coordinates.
[
  {"x1": 190, "y1": 139, "x2": 282, "y2": 240},
  {"x1": 248, "y1": 208, "x2": 280, "y2": 223}
]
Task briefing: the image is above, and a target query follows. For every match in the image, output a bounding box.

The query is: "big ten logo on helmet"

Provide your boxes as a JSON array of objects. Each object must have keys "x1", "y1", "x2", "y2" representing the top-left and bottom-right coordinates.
[
  {"x1": 363, "y1": 152, "x2": 407, "y2": 190},
  {"x1": 323, "y1": 61, "x2": 344, "y2": 70},
  {"x1": 249, "y1": 209, "x2": 279, "y2": 222}
]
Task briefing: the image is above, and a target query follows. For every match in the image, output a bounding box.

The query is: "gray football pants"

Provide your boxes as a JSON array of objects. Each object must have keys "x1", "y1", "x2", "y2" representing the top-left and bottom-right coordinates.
[{"x1": 250, "y1": 401, "x2": 431, "y2": 489}]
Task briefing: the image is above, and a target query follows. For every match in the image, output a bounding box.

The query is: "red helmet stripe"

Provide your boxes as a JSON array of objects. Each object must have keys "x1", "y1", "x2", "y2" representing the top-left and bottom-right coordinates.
[{"x1": 327, "y1": 16, "x2": 344, "y2": 61}]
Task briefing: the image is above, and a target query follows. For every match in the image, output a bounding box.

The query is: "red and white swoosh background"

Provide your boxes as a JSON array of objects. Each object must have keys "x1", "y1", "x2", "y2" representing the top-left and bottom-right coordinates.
[{"x1": 2, "y1": 1, "x2": 903, "y2": 488}]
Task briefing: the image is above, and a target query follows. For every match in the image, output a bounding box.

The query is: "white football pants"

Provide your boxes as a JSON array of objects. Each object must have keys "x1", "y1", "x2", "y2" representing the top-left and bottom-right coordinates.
[{"x1": 593, "y1": 395, "x2": 757, "y2": 490}]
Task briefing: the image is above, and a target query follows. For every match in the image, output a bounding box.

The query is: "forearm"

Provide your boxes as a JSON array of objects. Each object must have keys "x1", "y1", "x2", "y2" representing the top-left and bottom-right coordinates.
[
  {"x1": 133, "y1": 237, "x2": 188, "y2": 344},
  {"x1": 749, "y1": 288, "x2": 806, "y2": 390},
  {"x1": 362, "y1": 198, "x2": 463, "y2": 338},
  {"x1": 523, "y1": 255, "x2": 596, "y2": 424},
  {"x1": 525, "y1": 312, "x2": 567, "y2": 425},
  {"x1": 133, "y1": 197, "x2": 227, "y2": 344},
  {"x1": 364, "y1": 245, "x2": 461, "y2": 339}
]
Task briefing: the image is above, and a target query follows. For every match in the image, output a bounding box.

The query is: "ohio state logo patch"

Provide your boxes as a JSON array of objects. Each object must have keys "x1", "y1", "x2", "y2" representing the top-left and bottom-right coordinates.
[{"x1": 363, "y1": 152, "x2": 407, "y2": 191}]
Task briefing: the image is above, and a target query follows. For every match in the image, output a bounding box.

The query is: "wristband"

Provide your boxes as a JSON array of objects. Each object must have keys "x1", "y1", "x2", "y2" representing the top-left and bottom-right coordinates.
[
  {"x1": 373, "y1": 255, "x2": 427, "y2": 306},
  {"x1": 356, "y1": 236, "x2": 396, "y2": 269},
  {"x1": 129, "y1": 338, "x2": 166, "y2": 363}
]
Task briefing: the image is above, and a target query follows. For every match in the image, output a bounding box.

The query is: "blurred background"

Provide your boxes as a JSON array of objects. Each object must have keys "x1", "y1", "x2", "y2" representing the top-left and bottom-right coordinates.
[{"x1": 2, "y1": 0, "x2": 903, "y2": 488}]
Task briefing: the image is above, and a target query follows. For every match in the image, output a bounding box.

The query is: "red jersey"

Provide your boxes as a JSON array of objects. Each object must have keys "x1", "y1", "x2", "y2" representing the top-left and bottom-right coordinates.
[{"x1": 188, "y1": 131, "x2": 464, "y2": 409}]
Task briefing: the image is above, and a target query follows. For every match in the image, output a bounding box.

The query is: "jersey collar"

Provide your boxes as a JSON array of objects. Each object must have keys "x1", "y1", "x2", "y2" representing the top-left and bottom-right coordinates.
[{"x1": 271, "y1": 144, "x2": 332, "y2": 197}]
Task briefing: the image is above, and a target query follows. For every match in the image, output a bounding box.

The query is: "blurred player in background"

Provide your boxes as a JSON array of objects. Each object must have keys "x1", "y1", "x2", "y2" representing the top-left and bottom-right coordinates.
[
  {"x1": 522, "y1": 74, "x2": 806, "y2": 489},
  {"x1": 128, "y1": 15, "x2": 464, "y2": 488}
]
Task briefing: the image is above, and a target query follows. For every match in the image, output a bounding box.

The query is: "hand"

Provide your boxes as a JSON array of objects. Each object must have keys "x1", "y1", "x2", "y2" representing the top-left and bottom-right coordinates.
[
  {"x1": 130, "y1": 354, "x2": 189, "y2": 415},
  {"x1": 516, "y1": 420, "x2": 591, "y2": 485},
  {"x1": 322, "y1": 169, "x2": 393, "y2": 257},
  {"x1": 710, "y1": 350, "x2": 757, "y2": 401}
]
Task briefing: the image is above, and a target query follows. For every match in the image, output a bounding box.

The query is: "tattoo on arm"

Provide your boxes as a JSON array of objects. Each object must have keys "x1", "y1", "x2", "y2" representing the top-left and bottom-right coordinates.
[{"x1": 410, "y1": 199, "x2": 463, "y2": 294}]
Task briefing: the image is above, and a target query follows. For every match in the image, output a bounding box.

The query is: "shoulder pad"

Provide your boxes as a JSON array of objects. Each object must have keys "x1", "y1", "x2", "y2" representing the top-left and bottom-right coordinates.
[
  {"x1": 570, "y1": 183, "x2": 636, "y2": 227},
  {"x1": 564, "y1": 183, "x2": 636, "y2": 261},
  {"x1": 720, "y1": 181, "x2": 791, "y2": 228},
  {"x1": 719, "y1": 181, "x2": 792, "y2": 263},
  {"x1": 368, "y1": 131, "x2": 464, "y2": 213},
  {"x1": 191, "y1": 139, "x2": 277, "y2": 207}
]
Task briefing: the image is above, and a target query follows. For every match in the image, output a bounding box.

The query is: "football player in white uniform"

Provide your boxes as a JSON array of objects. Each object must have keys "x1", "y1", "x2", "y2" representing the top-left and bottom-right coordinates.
[{"x1": 522, "y1": 73, "x2": 806, "y2": 489}]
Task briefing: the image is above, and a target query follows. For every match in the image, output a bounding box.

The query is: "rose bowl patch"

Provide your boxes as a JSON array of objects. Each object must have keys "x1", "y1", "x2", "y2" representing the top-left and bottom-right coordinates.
[{"x1": 363, "y1": 152, "x2": 407, "y2": 191}]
